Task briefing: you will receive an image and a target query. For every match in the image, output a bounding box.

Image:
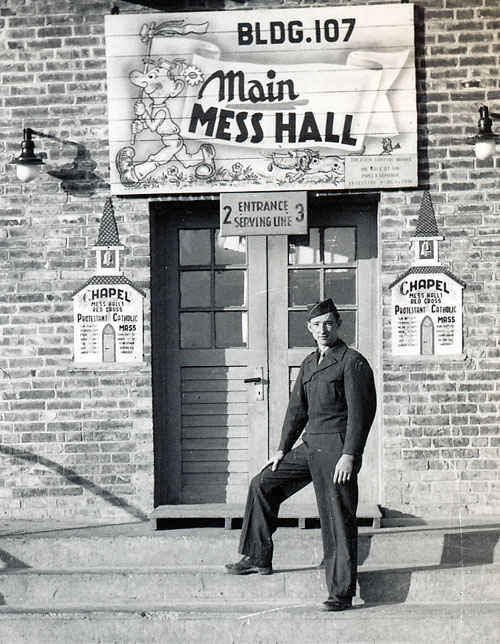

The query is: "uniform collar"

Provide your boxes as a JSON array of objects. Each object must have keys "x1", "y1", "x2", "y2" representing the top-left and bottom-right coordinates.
[
  {"x1": 304, "y1": 339, "x2": 348, "y2": 377},
  {"x1": 317, "y1": 339, "x2": 346, "y2": 362}
]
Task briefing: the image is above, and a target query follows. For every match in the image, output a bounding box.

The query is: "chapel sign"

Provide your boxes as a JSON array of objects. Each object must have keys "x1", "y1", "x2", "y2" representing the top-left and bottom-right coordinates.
[
  {"x1": 72, "y1": 199, "x2": 145, "y2": 365},
  {"x1": 389, "y1": 193, "x2": 465, "y2": 357},
  {"x1": 105, "y1": 4, "x2": 417, "y2": 195}
]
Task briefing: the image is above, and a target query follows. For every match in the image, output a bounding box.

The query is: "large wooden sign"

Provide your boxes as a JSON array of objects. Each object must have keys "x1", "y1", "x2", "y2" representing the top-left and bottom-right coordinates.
[{"x1": 105, "y1": 4, "x2": 417, "y2": 195}]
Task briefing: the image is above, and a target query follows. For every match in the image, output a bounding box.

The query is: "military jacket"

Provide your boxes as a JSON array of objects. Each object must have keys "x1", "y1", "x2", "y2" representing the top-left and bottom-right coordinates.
[{"x1": 278, "y1": 339, "x2": 376, "y2": 458}]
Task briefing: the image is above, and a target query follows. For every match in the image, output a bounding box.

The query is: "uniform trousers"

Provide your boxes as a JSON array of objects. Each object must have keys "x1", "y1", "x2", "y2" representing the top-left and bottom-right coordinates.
[{"x1": 238, "y1": 433, "x2": 359, "y2": 600}]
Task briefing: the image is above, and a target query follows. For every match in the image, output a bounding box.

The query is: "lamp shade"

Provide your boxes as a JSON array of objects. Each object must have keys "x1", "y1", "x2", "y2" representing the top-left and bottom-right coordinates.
[
  {"x1": 15, "y1": 163, "x2": 42, "y2": 183},
  {"x1": 474, "y1": 139, "x2": 497, "y2": 161}
]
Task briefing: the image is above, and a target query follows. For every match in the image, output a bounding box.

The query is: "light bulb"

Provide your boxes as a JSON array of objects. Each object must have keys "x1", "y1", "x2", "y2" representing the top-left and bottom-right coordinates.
[
  {"x1": 16, "y1": 163, "x2": 41, "y2": 183},
  {"x1": 474, "y1": 140, "x2": 496, "y2": 161}
]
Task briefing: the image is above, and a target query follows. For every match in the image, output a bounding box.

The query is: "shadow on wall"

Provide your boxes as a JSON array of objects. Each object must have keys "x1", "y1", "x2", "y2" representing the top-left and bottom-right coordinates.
[
  {"x1": 46, "y1": 144, "x2": 109, "y2": 198},
  {"x1": 0, "y1": 445, "x2": 149, "y2": 522}
]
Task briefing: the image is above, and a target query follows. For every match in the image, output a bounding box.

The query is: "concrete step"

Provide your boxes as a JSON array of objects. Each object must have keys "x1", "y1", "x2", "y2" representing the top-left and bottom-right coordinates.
[
  {"x1": 0, "y1": 603, "x2": 499, "y2": 643},
  {"x1": 2, "y1": 523, "x2": 499, "y2": 570},
  {"x1": 1, "y1": 562, "x2": 499, "y2": 607}
]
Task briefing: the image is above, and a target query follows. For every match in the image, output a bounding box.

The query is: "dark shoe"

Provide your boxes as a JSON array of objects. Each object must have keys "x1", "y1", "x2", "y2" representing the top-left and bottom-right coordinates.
[
  {"x1": 225, "y1": 555, "x2": 272, "y2": 576},
  {"x1": 322, "y1": 598, "x2": 353, "y2": 612}
]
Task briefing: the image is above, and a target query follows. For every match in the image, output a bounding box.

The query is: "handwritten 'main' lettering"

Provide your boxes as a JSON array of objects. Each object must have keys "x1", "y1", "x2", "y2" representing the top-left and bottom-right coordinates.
[{"x1": 197, "y1": 69, "x2": 299, "y2": 104}]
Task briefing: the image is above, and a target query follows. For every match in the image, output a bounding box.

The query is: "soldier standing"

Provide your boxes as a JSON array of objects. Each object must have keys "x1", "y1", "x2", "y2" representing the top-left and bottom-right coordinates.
[{"x1": 226, "y1": 298, "x2": 377, "y2": 611}]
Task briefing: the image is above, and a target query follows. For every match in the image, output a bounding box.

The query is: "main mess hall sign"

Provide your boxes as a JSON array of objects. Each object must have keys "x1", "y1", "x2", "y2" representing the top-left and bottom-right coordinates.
[{"x1": 105, "y1": 4, "x2": 417, "y2": 195}]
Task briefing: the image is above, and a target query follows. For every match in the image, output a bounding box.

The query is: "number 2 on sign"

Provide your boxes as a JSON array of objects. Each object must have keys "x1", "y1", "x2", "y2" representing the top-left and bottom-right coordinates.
[{"x1": 223, "y1": 205, "x2": 232, "y2": 224}]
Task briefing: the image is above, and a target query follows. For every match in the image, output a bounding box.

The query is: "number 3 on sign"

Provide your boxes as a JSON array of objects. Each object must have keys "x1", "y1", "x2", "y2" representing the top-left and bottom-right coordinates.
[{"x1": 295, "y1": 202, "x2": 305, "y2": 222}]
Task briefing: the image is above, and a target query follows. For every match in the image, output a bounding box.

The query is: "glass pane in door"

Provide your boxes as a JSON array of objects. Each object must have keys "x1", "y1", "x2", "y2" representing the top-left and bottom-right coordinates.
[
  {"x1": 324, "y1": 269, "x2": 356, "y2": 305},
  {"x1": 287, "y1": 226, "x2": 359, "y2": 348},
  {"x1": 178, "y1": 229, "x2": 248, "y2": 350},
  {"x1": 288, "y1": 269, "x2": 320, "y2": 306}
]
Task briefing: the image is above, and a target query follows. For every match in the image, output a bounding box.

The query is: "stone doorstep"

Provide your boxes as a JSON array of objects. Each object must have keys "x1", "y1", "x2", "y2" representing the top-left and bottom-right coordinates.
[
  {"x1": 1, "y1": 562, "x2": 500, "y2": 606},
  {"x1": 0, "y1": 603, "x2": 499, "y2": 644},
  {"x1": 150, "y1": 502, "x2": 383, "y2": 529}
]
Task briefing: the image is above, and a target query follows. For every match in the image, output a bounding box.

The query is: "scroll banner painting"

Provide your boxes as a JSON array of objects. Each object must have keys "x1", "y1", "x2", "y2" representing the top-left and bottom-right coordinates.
[{"x1": 105, "y1": 4, "x2": 417, "y2": 195}]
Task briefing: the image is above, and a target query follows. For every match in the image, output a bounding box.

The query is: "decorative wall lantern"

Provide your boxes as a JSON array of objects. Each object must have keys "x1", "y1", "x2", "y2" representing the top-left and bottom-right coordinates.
[
  {"x1": 467, "y1": 105, "x2": 500, "y2": 160},
  {"x1": 10, "y1": 128, "x2": 45, "y2": 183}
]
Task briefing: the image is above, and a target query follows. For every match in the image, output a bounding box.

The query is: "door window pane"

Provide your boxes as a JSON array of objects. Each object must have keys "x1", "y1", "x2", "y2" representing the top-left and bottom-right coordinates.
[
  {"x1": 179, "y1": 229, "x2": 211, "y2": 266},
  {"x1": 325, "y1": 269, "x2": 356, "y2": 305},
  {"x1": 288, "y1": 269, "x2": 320, "y2": 306},
  {"x1": 288, "y1": 310, "x2": 314, "y2": 348},
  {"x1": 215, "y1": 270, "x2": 246, "y2": 307},
  {"x1": 288, "y1": 229, "x2": 320, "y2": 265},
  {"x1": 215, "y1": 312, "x2": 247, "y2": 347},
  {"x1": 215, "y1": 232, "x2": 246, "y2": 264},
  {"x1": 180, "y1": 312, "x2": 211, "y2": 348},
  {"x1": 180, "y1": 271, "x2": 211, "y2": 307},
  {"x1": 324, "y1": 228, "x2": 356, "y2": 264},
  {"x1": 340, "y1": 311, "x2": 356, "y2": 346}
]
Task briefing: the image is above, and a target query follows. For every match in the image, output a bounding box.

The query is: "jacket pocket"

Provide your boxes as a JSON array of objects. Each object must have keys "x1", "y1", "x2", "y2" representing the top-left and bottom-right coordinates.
[{"x1": 328, "y1": 377, "x2": 344, "y2": 401}]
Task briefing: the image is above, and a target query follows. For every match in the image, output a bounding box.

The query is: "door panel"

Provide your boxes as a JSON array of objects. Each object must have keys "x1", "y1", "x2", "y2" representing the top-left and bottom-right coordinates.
[
  {"x1": 268, "y1": 200, "x2": 379, "y2": 507},
  {"x1": 180, "y1": 365, "x2": 249, "y2": 503},
  {"x1": 151, "y1": 204, "x2": 268, "y2": 505}
]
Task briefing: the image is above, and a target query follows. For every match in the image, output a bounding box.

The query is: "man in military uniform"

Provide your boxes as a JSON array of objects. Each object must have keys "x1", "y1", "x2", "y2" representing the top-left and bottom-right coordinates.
[{"x1": 225, "y1": 298, "x2": 377, "y2": 611}]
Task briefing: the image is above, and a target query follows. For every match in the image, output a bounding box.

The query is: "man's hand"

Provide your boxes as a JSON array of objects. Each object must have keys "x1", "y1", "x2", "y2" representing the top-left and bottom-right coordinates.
[
  {"x1": 266, "y1": 450, "x2": 284, "y2": 471},
  {"x1": 333, "y1": 454, "x2": 354, "y2": 484}
]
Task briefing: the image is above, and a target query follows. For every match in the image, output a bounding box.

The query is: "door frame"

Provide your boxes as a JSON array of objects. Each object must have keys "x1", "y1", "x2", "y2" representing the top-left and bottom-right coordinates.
[{"x1": 150, "y1": 193, "x2": 382, "y2": 508}]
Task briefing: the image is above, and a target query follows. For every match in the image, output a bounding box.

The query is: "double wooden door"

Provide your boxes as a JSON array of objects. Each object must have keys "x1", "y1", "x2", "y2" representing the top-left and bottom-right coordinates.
[{"x1": 151, "y1": 196, "x2": 379, "y2": 508}]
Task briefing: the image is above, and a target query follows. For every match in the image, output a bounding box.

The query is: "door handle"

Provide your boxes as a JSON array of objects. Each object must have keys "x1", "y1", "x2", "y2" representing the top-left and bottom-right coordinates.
[{"x1": 245, "y1": 367, "x2": 265, "y2": 401}]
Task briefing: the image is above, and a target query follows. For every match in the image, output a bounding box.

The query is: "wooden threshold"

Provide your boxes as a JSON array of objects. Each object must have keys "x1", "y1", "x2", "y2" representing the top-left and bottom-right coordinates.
[{"x1": 150, "y1": 503, "x2": 382, "y2": 530}]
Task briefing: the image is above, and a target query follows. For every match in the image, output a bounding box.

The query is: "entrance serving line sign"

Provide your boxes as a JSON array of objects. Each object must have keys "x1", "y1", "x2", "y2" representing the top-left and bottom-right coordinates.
[
  {"x1": 105, "y1": 3, "x2": 417, "y2": 195},
  {"x1": 220, "y1": 191, "x2": 307, "y2": 236}
]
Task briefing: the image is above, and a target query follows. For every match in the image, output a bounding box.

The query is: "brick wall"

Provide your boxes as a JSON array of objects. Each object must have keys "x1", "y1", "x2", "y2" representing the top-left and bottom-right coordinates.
[
  {"x1": 0, "y1": 0, "x2": 499, "y2": 521},
  {"x1": 379, "y1": 0, "x2": 500, "y2": 518},
  {"x1": 0, "y1": 0, "x2": 154, "y2": 520}
]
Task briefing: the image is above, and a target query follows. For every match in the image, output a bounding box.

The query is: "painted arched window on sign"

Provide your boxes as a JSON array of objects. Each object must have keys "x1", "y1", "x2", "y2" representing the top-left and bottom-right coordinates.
[
  {"x1": 420, "y1": 316, "x2": 434, "y2": 356},
  {"x1": 102, "y1": 324, "x2": 116, "y2": 362}
]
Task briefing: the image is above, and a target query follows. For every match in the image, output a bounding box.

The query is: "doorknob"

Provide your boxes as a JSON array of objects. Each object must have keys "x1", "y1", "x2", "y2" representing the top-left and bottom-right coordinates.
[{"x1": 243, "y1": 376, "x2": 262, "y2": 383}]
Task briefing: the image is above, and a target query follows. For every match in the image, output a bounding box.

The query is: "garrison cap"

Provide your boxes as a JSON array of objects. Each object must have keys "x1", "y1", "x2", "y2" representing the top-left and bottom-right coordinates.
[{"x1": 307, "y1": 298, "x2": 340, "y2": 321}]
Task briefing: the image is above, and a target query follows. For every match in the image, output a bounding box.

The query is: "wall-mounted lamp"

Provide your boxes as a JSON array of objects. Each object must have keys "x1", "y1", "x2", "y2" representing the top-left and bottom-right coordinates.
[
  {"x1": 10, "y1": 128, "x2": 45, "y2": 182},
  {"x1": 468, "y1": 105, "x2": 500, "y2": 161},
  {"x1": 10, "y1": 128, "x2": 108, "y2": 196}
]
